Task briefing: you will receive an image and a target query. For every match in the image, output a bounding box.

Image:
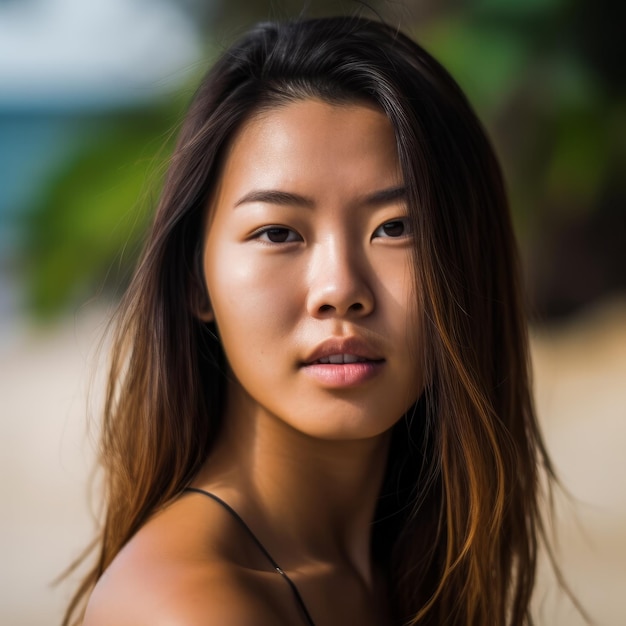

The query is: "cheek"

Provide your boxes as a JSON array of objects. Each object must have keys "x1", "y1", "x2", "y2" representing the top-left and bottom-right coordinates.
[
  {"x1": 381, "y1": 258, "x2": 422, "y2": 380},
  {"x1": 203, "y1": 241, "x2": 302, "y2": 346},
  {"x1": 375, "y1": 253, "x2": 416, "y2": 321}
]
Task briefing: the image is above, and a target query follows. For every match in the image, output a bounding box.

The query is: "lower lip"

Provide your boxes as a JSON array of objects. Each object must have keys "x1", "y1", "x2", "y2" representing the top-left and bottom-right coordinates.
[{"x1": 301, "y1": 361, "x2": 384, "y2": 388}]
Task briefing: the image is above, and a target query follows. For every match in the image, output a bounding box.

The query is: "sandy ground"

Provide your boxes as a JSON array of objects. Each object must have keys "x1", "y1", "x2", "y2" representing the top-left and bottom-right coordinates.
[
  {"x1": 531, "y1": 298, "x2": 626, "y2": 625},
  {"x1": 1, "y1": 299, "x2": 625, "y2": 626}
]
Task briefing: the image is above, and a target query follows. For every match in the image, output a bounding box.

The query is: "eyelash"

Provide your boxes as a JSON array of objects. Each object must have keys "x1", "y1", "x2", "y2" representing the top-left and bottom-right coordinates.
[
  {"x1": 252, "y1": 226, "x2": 302, "y2": 244},
  {"x1": 372, "y1": 218, "x2": 411, "y2": 239},
  {"x1": 251, "y1": 218, "x2": 411, "y2": 244}
]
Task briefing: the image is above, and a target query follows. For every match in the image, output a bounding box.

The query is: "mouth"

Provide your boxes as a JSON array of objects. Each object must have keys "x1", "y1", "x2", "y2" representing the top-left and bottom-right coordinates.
[
  {"x1": 301, "y1": 337, "x2": 385, "y2": 387},
  {"x1": 303, "y1": 336, "x2": 384, "y2": 366},
  {"x1": 301, "y1": 356, "x2": 384, "y2": 388},
  {"x1": 309, "y1": 353, "x2": 382, "y2": 365}
]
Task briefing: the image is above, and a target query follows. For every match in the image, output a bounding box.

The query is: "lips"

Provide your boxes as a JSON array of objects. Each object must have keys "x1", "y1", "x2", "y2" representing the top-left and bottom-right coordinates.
[
  {"x1": 302, "y1": 336, "x2": 384, "y2": 366},
  {"x1": 312, "y1": 354, "x2": 370, "y2": 364}
]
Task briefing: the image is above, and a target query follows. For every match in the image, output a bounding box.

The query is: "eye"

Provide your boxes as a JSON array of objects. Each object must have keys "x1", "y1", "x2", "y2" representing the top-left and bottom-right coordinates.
[
  {"x1": 372, "y1": 218, "x2": 411, "y2": 239},
  {"x1": 253, "y1": 226, "x2": 302, "y2": 244}
]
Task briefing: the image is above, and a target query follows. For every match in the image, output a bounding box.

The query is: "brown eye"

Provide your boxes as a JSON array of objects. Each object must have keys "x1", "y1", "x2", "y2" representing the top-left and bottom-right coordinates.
[
  {"x1": 255, "y1": 227, "x2": 301, "y2": 243},
  {"x1": 383, "y1": 221, "x2": 404, "y2": 237},
  {"x1": 266, "y1": 228, "x2": 290, "y2": 242},
  {"x1": 373, "y1": 219, "x2": 410, "y2": 239}
]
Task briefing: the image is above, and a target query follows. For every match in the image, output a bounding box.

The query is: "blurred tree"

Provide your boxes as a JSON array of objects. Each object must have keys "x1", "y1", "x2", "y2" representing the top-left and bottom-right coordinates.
[
  {"x1": 413, "y1": 0, "x2": 626, "y2": 318},
  {"x1": 18, "y1": 102, "x2": 185, "y2": 319}
]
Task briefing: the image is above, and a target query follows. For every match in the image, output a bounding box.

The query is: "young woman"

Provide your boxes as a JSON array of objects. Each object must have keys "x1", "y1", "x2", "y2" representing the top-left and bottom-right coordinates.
[{"x1": 65, "y1": 15, "x2": 557, "y2": 626}]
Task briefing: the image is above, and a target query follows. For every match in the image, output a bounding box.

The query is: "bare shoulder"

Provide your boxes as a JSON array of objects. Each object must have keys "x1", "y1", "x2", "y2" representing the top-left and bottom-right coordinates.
[{"x1": 83, "y1": 492, "x2": 283, "y2": 626}]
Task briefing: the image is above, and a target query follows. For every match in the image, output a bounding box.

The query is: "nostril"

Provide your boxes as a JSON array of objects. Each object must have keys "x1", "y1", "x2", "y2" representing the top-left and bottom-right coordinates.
[{"x1": 317, "y1": 302, "x2": 365, "y2": 314}]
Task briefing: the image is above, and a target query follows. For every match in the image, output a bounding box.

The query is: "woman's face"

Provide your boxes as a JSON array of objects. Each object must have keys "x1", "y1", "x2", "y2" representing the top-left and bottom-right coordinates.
[{"x1": 202, "y1": 98, "x2": 423, "y2": 441}]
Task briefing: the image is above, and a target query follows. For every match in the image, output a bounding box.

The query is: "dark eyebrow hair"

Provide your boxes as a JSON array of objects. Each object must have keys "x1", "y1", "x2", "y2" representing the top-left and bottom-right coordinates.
[
  {"x1": 234, "y1": 190, "x2": 315, "y2": 208},
  {"x1": 361, "y1": 185, "x2": 406, "y2": 206},
  {"x1": 233, "y1": 185, "x2": 406, "y2": 209}
]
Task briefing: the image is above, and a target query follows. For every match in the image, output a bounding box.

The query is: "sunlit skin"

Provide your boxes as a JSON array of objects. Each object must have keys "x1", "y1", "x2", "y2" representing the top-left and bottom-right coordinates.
[
  {"x1": 201, "y1": 99, "x2": 422, "y2": 441},
  {"x1": 195, "y1": 99, "x2": 423, "y2": 620},
  {"x1": 83, "y1": 100, "x2": 423, "y2": 626}
]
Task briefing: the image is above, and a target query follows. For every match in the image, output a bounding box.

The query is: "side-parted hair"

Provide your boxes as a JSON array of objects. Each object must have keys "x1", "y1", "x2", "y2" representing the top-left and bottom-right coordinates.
[{"x1": 65, "y1": 16, "x2": 558, "y2": 626}]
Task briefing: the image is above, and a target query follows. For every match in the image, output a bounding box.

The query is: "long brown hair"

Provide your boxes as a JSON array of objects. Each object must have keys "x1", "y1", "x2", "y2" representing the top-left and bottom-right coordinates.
[{"x1": 65, "y1": 16, "x2": 561, "y2": 625}]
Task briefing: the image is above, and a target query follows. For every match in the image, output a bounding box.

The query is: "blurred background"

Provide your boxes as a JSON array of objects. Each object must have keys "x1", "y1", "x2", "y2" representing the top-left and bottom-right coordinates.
[{"x1": 0, "y1": 0, "x2": 624, "y2": 624}]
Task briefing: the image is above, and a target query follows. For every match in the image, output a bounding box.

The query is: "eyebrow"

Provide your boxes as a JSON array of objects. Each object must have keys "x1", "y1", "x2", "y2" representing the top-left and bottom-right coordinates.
[
  {"x1": 234, "y1": 189, "x2": 315, "y2": 209},
  {"x1": 233, "y1": 185, "x2": 406, "y2": 209},
  {"x1": 361, "y1": 185, "x2": 406, "y2": 206}
]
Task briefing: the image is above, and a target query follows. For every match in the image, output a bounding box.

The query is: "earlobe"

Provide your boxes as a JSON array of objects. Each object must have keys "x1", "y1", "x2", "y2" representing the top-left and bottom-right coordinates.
[
  {"x1": 190, "y1": 243, "x2": 214, "y2": 322},
  {"x1": 190, "y1": 285, "x2": 214, "y2": 322},
  {"x1": 196, "y1": 303, "x2": 215, "y2": 323},
  {"x1": 188, "y1": 272, "x2": 214, "y2": 322}
]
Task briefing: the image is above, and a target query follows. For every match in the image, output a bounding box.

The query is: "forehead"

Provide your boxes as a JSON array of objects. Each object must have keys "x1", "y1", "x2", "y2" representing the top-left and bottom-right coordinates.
[{"x1": 212, "y1": 98, "x2": 402, "y2": 208}]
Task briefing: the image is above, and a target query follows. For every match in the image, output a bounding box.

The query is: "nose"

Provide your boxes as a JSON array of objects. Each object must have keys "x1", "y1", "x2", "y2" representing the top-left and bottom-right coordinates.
[{"x1": 305, "y1": 237, "x2": 375, "y2": 319}]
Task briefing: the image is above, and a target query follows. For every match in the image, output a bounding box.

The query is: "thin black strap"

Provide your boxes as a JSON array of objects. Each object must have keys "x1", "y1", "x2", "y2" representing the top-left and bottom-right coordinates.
[{"x1": 184, "y1": 487, "x2": 317, "y2": 626}]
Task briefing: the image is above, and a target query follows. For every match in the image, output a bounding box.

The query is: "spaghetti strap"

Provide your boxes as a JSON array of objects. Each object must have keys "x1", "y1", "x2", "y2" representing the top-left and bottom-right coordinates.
[{"x1": 184, "y1": 487, "x2": 317, "y2": 626}]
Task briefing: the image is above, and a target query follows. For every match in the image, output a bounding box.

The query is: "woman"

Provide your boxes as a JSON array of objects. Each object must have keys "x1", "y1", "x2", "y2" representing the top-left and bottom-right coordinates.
[{"x1": 65, "y1": 15, "x2": 556, "y2": 626}]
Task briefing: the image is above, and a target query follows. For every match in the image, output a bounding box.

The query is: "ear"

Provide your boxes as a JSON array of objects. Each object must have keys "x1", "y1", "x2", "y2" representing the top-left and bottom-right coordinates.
[
  {"x1": 196, "y1": 300, "x2": 215, "y2": 323},
  {"x1": 189, "y1": 281, "x2": 214, "y2": 322},
  {"x1": 189, "y1": 245, "x2": 214, "y2": 322}
]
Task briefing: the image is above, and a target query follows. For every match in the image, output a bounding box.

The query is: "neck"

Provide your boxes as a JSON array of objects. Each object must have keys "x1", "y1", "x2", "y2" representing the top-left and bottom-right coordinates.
[{"x1": 195, "y1": 390, "x2": 391, "y2": 586}]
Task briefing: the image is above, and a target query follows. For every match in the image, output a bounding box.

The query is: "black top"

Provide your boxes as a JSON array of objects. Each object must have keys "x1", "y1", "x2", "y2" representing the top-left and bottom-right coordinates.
[{"x1": 184, "y1": 487, "x2": 317, "y2": 626}]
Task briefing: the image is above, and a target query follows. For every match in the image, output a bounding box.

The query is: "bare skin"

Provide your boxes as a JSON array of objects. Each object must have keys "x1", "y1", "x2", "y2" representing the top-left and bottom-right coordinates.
[{"x1": 83, "y1": 100, "x2": 422, "y2": 625}]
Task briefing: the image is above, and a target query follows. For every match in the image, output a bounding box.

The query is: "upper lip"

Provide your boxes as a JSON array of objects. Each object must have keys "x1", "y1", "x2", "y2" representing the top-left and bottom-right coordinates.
[{"x1": 302, "y1": 336, "x2": 384, "y2": 365}]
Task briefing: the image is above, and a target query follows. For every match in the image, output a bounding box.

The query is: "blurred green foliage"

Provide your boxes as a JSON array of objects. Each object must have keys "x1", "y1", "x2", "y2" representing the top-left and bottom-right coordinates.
[
  {"x1": 18, "y1": 0, "x2": 626, "y2": 321},
  {"x1": 416, "y1": 0, "x2": 625, "y2": 214},
  {"x1": 19, "y1": 102, "x2": 185, "y2": 319},
  {"x1": 414, "y1": 0, "x2": 626, "y2": 316}
]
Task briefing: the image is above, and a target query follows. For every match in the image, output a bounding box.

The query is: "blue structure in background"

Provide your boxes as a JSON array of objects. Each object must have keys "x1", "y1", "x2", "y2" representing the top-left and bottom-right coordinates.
[
  {"x1": 0, "y1": 0, "x2": 203, "y2": 333},
  {"x1": 0, "y1": 110, "x2": 90, "y2": 321}
]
